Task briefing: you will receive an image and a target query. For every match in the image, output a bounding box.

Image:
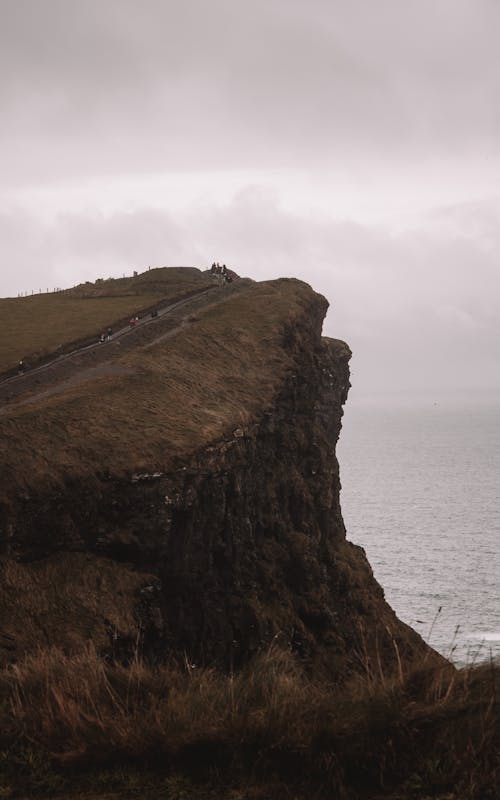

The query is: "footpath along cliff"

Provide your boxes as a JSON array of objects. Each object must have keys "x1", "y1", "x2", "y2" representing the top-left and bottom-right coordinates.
[{"x1": 0, "y1": 271, "x2": 432, "y2": 678}]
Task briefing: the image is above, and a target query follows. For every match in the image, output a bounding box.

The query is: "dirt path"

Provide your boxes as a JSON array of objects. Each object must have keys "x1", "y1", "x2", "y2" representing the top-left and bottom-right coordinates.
[
  {"x1": 0, "y1": 280, "x2": 252, "y2": 411},
  {"x1": 1, "y1": 286, "x2": 215, "y2": 387}
]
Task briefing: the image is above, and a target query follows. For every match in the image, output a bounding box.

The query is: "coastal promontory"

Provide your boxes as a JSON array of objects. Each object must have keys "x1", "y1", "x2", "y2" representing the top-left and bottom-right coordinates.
[{"x1": 0, "y1": 267, "x2": 429, "y2": 678}]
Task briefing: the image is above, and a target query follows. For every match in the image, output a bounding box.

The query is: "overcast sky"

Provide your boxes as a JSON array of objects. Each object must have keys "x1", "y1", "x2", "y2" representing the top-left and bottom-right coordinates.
[{"x1": 1, "y1": 0, "x2": 499, "y2": 398}]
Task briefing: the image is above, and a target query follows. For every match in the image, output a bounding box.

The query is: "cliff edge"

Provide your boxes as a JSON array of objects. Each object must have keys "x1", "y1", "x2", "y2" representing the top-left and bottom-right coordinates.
[{"x1": 0, "y1": 271, "x2": 434, "y2": 679}]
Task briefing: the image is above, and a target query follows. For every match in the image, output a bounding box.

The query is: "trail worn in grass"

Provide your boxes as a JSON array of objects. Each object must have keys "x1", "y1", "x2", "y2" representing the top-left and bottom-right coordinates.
[
  {"x1": 0, "y1": 276, "x2": 319, "y2": 496},
  {"x1": 1, "y1": 267, "x2": 212, "y2": 373}
]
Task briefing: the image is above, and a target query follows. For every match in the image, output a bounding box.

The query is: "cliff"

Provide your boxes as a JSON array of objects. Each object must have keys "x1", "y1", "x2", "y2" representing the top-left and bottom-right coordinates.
[{"x1": 0, "y1": 272, "x2": 433, "y2": 678}]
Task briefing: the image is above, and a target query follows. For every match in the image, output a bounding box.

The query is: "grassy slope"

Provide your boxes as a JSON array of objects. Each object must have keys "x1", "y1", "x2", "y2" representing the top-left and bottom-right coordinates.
[
  {"x1": 0, "y1": 554, "x2": 156, "y2": 656},
  {"x1": 0, "y1": 647, "x2": 497, "y2": 800},
  {"x1": 0, "y1": 267, "x2": 212, "y2": 372},
  {"x1": 0, "y1": 277, "x2": 318, "y2": 495}
]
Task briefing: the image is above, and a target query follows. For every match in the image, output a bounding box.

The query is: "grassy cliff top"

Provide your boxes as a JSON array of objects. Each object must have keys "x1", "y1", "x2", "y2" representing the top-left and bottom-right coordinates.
[
  {"x1": 0, "y1": 270, "x2": 326, "y2": 494},
  {"x1": 0, "y1": 267, "x2": 212, "y2": 373}
]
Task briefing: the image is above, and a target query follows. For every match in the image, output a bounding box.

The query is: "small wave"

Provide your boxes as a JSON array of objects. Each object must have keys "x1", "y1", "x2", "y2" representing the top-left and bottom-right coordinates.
[{"x1": 468, "y1": 632, "x2": 500, "y2": 642}]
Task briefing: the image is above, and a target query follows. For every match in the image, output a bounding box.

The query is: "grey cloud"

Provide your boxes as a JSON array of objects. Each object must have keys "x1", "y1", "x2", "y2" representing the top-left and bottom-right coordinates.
[
  {"x1": 2, "y1": 0, "x2": 500, "y2": 183},
  {"x1": 2, "y1": 1, "x2": 500, "y2": 397},
  {"x1": 2, "y1": 189, "x2": 499, "y2": 395}
]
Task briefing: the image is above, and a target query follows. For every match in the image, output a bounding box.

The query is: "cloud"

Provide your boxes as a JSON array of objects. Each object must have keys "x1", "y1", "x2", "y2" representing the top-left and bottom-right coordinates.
[
  {"x1": 2, "y1": 187, "x2": 499, "y2": 395},
  {"x1": 2, "y1": 2, "x2": 500, "y2": 395},
  {"x1": 2, "y1": 0, "x2": 500, "y2": 184}
]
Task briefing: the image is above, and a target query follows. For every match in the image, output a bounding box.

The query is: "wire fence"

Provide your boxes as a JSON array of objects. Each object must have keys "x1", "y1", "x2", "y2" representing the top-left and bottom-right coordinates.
[{"x1": 15, "y1": 269, "x2": 153, "y2": 297}]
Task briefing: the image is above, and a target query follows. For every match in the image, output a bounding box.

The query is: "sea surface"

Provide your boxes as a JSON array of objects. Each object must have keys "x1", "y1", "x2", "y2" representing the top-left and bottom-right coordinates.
[{"x1": 337, "y1": 396, "x2": 500, "y2": 666}]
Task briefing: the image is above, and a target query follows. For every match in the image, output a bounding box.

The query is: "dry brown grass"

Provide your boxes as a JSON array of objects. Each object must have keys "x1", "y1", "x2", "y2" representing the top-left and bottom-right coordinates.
[
  {"x1": 0, "y1": 645, "x2": 497, "y2": 799},
  {"x1": 0, "y1": 553, "x2": 156, "y2": 659}
]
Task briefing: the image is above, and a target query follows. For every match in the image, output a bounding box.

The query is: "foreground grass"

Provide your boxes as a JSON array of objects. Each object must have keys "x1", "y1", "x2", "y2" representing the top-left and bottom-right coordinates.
[{"x1": 0, "y1": 646, "x2": 497, "y2": 799}]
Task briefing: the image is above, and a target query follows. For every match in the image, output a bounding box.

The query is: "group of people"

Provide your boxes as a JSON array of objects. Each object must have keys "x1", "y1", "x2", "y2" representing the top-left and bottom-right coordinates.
[
  {"x1": 16, "y1": 307, "x2": 161, "y2": 378},
  {"x1": 98, "y1": 308, "x2": 158, "y2": 343},
  {"x1": 210, "y1": 262, "x2": 233, "y2": 284},
  {"x1": 99, "y1": 327, "x2": 114, "y2": 343}
]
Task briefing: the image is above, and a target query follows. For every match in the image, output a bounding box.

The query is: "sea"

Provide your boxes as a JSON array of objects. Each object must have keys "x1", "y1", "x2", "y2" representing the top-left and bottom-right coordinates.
[{"x1": 337, "y1": 395, "x2": 500, "y2": 666}]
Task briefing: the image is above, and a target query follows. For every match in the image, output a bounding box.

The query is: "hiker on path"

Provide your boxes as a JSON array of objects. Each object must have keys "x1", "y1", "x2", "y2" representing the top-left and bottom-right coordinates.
[{"x1": 107, "y1": 327, "x2": 113, "y2": 340}]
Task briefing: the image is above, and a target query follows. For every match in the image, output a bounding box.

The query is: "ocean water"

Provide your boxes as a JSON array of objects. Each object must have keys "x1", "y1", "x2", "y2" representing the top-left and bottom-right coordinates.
[{"x1": 337, "y1": 397, "x2": 500, "y2": 666}]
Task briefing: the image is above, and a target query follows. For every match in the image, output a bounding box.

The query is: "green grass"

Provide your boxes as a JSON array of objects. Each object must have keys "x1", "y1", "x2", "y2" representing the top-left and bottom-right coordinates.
[{"x1": 0, "y1": 267, "x2": 212, "y2": 372}]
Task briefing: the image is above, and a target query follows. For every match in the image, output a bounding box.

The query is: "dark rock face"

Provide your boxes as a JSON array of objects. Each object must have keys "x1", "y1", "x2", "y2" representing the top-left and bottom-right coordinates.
[{"x1": 0, "y1": 292, "x2": 432, "y2": 677}]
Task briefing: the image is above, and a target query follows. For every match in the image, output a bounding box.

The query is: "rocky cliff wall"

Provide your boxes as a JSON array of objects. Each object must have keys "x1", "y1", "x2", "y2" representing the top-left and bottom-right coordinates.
[{"x1": 0, "y1": 279, "x2": 434, "y2": 677}]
